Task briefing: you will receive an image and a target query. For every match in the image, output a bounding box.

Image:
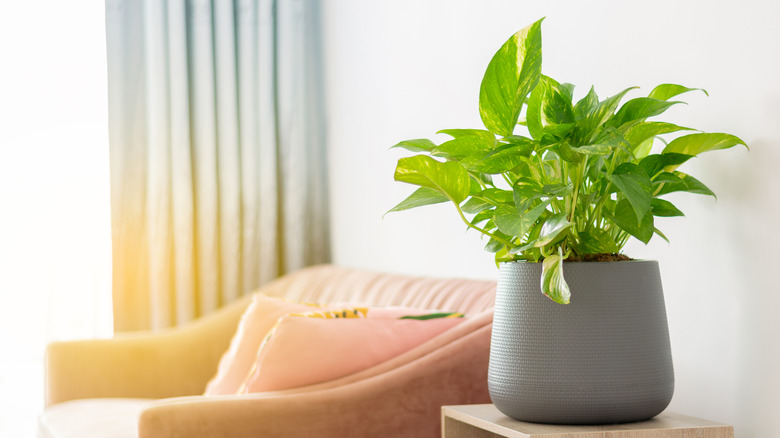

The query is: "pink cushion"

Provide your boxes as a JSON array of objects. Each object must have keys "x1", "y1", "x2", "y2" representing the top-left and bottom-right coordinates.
[
  {"x1": 239, "y1": 311, "x2": 464, "y2": 393},
  {"x1": 205, "y1": 294, "x2": 319, "y2": 395}
]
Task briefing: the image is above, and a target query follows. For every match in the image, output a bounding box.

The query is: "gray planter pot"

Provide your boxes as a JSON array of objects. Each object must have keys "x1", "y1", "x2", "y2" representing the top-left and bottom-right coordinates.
[{"x1": 488, "y1": 260, "x2": 674, "y2": 424}]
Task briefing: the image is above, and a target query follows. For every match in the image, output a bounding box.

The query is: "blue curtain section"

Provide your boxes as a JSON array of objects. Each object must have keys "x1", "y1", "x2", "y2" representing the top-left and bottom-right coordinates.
[{"x1": 105, "y1": 0, "x2": 330, "y2": 331}]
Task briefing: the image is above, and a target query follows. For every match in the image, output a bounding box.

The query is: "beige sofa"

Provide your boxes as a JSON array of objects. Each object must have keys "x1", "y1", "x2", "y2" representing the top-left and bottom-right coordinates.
[{"x1": 40, "y1": 264, "x2": 497, "y2": 438}]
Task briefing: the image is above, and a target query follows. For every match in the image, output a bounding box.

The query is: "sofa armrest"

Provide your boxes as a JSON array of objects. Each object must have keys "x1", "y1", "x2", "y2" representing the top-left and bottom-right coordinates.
[
  {"x1": 138, "y1": 323, "x2": 492, "y2": 438},
  {"x1": 45, "y1": 294, "x2": 252, "y2": 406}
]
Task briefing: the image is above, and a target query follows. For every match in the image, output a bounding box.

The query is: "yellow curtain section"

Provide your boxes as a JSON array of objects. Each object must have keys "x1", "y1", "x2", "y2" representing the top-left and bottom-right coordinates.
[{"x1": 105, "y1": 0, "x2": 330, "y2": 331}]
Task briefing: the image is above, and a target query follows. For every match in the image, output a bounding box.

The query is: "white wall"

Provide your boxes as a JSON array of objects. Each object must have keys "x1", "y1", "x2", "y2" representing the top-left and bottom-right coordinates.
[{"x1": 323, "y1": 1, "x2": 780, "y2": 436}]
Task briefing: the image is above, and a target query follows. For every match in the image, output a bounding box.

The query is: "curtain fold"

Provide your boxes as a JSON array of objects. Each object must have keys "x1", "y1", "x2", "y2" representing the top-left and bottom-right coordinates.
[{"x1": 105, "y1": 0, "x2": 330, "y2": 331}]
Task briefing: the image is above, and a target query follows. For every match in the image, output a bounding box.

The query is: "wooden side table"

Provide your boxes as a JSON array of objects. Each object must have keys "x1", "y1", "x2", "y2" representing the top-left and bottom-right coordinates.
[{"x1": 442, "y1": 404, "x2": 734, "y2": 438}]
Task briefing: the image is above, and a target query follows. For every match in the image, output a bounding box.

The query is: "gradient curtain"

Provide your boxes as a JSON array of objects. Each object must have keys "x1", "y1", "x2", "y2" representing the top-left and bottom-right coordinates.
[{"x1": 104, "y1": 0, "x2": 330, "y2": 331}]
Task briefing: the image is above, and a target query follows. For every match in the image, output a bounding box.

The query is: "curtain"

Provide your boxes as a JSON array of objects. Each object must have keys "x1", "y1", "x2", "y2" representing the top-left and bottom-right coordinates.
[{"x1": 105, "y1": 0, "x2": 330, "y2": 331}]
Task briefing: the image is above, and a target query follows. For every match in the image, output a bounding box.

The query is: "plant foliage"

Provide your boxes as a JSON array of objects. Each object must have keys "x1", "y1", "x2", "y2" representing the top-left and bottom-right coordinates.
[{"x1": 389, "y1": 18, "x2": 746, "y2": 304}]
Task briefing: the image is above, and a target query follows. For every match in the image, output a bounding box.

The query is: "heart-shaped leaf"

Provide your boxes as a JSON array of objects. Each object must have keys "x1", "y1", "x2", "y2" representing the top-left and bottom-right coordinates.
[
  {"x1": 391, "y1": 139, "x2": 436, "y2": 152},
  {"x1": 608, "y1": 163, "x2": 652, "y2": 224},
  {"x1": 663, "y1": 133, "x2": 747, "y2": 157},
  {"x1": 460, "y1": 142, "x2": 533, "y2": 174},
  {"x1": 576, "y1": 87, "x2": 637, "y2": 143},
  {"x1": 610, "y1": 98, "x2": 683, "y2": 128},
  {"x1": 470, "y1": 210, "x2": 494, "y2": 226},
  {"x1": 484, "y1": 230, "x2": 513, "y2": 253},
  {"x1": 535, "y1": 213, "x2": 572, "y2": 247},
  {"x1": 479, "y1": 19, "x2": 543, "y2": 137},
  {"x1": 394, "y1": 155, "x2": 470, "y2": 204},
  {"x1": 437, "y1": 129, "x2": 496, "y2": 141},
  {"x1": 386, "y1": 187, "x2": 449, "y2": 214},
  {"x1": 623, "y1": 121, "x2": 693, "y2": 148},
  {"x1": 494, "y1": 200, "x2": 549, "y2": 238},
  {"x1": 575, "y1": 229, "x2": 619, "y2": 254},
  {"x1": 541, "y1": 249, "x2": 571, "y2": 304},
  {"x1": 526, "y1": 75, "x2": 576, "y2": 140},
  {"x1": 461, "y1": 197, "x2": 494, "y2": 214},
  {"x1": 654, "y1": 171, "x2": 715, "y2": 197},
  {"x1": 651, "y1": 198, "x2": 685, "y2": 217},
  {"x1": 605, "y1": 199, "x2": 655, "y2": 244},
  {"x1": 648, "y1": 83, "x2": 708, "y2": 101},
  {"x1": 433, "y1": 135, "x2": 496, "y2": 159},
  {"x1": 639, "y1": 153, "x2": 694, "y2": 178},
  {"x1": 574, "y1": 86, "x2": 598, "y2": 121},
  {"x1": 479, "y1": 188, "x2": 515, "y2": 206}
]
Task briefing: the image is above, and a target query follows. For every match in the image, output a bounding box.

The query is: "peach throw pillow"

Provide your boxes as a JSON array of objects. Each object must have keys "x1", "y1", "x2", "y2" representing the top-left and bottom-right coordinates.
[
  {"x1": 239, "y1": 310, "x2": 464, "y2": 393},
  {"x1": 205, "y1": 294, "x2": 319, "y2": 395}
]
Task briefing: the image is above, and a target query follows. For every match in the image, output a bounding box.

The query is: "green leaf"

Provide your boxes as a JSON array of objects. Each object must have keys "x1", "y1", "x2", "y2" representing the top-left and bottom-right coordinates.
[
  {"x1": 593, "y1": 127, "x2": 630, "y2": 150},
  {"x1": 535, "y1": 213, "x2": 572, "y2": 247},
  {"x1": 576, "y1": 229, "x2": 619, "y2": 254},
  {"x1": 610, "y1": 98, "x2": 683, "y2": 128},
  {"x1": 470, "y1": 209, "x2": 494, "y2": 226},
  {"x1": 651, "y1": 198, "x2": 685, "y2": 217},
  {"x1": 468, "y1": 175, "x2": 486, "y2": 195},
  {"x1": 573, "y1": 86, "x2": 598, "y2": 121},
  {"x1": 433, "y1": 136, "x2": 496, "y2": 159},
  {"x1": 493, "y1": 205, "x2": 525, "y2": 237},
  {"x1": 494, "y1": 201, "x2": 549, "y2": 238},
  {"x1": 639, "y1": 153, "x2": 694, "y2": 178},
  {"x1": 479, "y1": 19, "x2": 544, "y2": 137},
  {"x1": 484, "y1": 230, "x2": 513, "y2": 253},
  {"x1": 400, "y1": 312, "x2": 464, "y2": 320},
  {"x1": 391, "y1": 138, "x2": 436, "y2": 152},
  {"x1": 651, "y1": 171, "x2": 684, "y2": 185},
  {"x1": 654, "y1": 227, "x2": 670, "y2": 243},
  {"x1": 437, "y1": 129, "x2": 496, "y2": 141},
  {"x1": 479, "y1": 188, "x2": 515, "y2": 206},
  {"x1": 576, "y1": 143, "x2": 613, "y2": 156},
  {"x1": 526, "y1": 75, "x2": 576, "y2": 140},
  {"x1": 503, "y1": 135, "x2": 537, "y2": 146},
  {"x1": 394, "y1": 155, "x2": 471, "y2": 204},
  {"x1": 556, "y1": 142, "x2": 584, "y2": 163},
  {"x1": 541, "y1": 183, "x2": 572, "y2": 197},
  {"x1": 461, "y1": 197, "x2": 493, "y2": 214},
  {"x1": 654, "y1": 172, "x2": 716, "y2": 197},
  {"x1": 541, "y1": 249, "x2": 571, "y2": 304},
  {"x1": 663, "y1": 133, "x2": 747, "y2": 158},
  {"x1": 513, "y1": 181, "x2": 544, "y2": 211},
  {"x1": 386, "y1": 187, "x2": 449, "y2": 214},
  {"x1": 542, "y1": 123, "x2": 576, "y2": 139},
  {"x1": 648, "y1": 83, "x2": 708, "y2": 101},
  {"x1": 494, "y1": 247, "x2": 514, "y2": 265},
  {"x1": 623, "y1": 121, "x2": 693, "y2": 148},
  {"x1": 577, "y1": 87, "x2": 637, "y2": 143},
  {"x1": 608, "y1": 163, "x2": 652, "y2": 224},
  {"x1": 634, "y1": 138, "x2": 654, "y2": 159},
  {"x1": 460, "y1": 142, "x2": 533, "y2": 174},
  {"x1": 606, "y1": 199, "x2": 655, "y2": 244}
]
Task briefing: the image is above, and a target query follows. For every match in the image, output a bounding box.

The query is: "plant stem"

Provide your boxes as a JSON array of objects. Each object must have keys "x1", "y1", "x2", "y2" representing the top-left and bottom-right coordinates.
[
  {"x1": 453, "y1": 203, "x2": 515, "y2": 248},
  {"x1": 653, "y1": 182, "x2": 666, "y2": 197},
  {"x1": 568, "y1": 158, "x2": 586, "y2": 223},
  {"x1": 501, "y1": 172, "x2": 513, "y2": 187}
]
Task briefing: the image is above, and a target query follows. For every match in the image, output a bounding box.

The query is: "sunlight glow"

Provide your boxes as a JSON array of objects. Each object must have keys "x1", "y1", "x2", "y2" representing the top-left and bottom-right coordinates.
[{"x1": 0, "y1": 1, "x2": 112, "y2": 436}]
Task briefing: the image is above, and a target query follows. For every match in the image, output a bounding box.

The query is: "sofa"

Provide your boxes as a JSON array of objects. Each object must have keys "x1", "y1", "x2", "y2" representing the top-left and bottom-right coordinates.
[{"x1": 39, "y1": 264, "x2": 497, "y2": 438}]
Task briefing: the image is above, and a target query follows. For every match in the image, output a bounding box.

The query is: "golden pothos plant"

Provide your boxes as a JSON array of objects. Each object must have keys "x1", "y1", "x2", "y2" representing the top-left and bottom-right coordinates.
[{"x1": 388, "y1": 18, "x2": 746, "y2": 304}]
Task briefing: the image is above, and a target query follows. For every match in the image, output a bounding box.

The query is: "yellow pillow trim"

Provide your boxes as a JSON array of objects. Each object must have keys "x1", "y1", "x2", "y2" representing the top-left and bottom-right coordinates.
[{"x1": 287, "y1": 308, "x2": 369, "y2": 319}]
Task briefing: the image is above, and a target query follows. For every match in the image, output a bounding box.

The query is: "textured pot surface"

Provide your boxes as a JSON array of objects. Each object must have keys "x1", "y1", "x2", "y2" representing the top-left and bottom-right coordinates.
[{"x1": 488, "y1": 261, "x2": 674, "y2": 424}]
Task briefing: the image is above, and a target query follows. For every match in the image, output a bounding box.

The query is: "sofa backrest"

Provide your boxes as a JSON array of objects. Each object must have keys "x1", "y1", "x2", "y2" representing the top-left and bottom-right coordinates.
[{"x1": 258, "y1": 264, "x2": 497, "y2": 314}]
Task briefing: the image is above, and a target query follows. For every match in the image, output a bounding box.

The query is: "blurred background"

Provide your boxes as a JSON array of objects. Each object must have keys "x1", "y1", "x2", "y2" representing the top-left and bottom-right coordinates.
[
  {"x1": 1, "y1": 0, "x2": 778, "y2": 436},
  {"x1": 0, "y1": 1, "x2": 113, "y2": 436}
]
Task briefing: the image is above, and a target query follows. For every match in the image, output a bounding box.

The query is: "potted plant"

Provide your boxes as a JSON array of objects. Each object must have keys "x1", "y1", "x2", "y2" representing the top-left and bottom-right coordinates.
[{"x1": 388, "y1": 18, "x2": 745, "y2": 424}]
